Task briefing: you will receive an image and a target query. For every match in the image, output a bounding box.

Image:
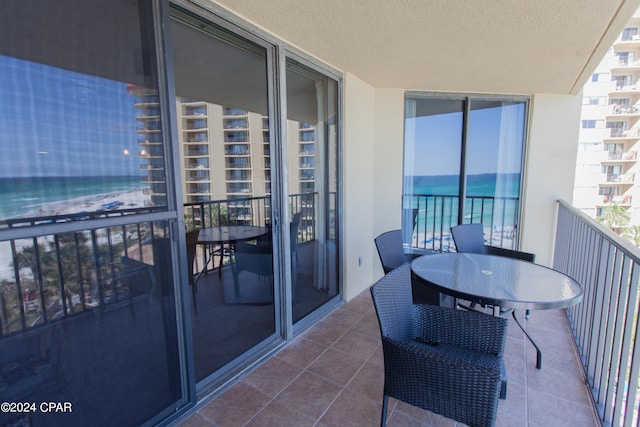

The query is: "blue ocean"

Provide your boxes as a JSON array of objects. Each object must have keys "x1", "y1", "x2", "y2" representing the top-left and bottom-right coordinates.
[
  {"x1": 407, "y1": 172, "x2": 521, "y2": 198},
  {"x1": 0, "y1": 176, "x2": 147, "y2": 220},
  {"x1": 405, "y1": 173, "x2": 521, "y2": 244}
]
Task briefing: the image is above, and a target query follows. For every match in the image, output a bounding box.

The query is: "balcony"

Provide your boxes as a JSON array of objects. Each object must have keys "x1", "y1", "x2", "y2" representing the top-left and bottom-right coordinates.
[
  {"x1": 604, "y1": 173, "x2": 635, "y2": 183},
  {"x1": 177, "y1": 292, "x2": 596, "y2": 426},
  {"x1": 601, "y1": 194, "x2": 633, "y2": 205},
  {"x1": 611, "y1": 58, "x2": 640, "y2": 72},
  {"x1": 2, "y1": 191, "x2": 638, "y2": 427},
  {"x1": 611, "y1": 85, "x2": 640, "y2": 95},
  {"x1": 605, "y1": 150, "x2": 638, "y2": 161},
  {"x1": 608, "y1": 104, "x2": 640, "y2": 117},
  {"x1": 605, "y1": 128, "x2": 640, "y2": 140},
  {"x1": 171, "y1": 200, "x2": 638, "y2": 426}
]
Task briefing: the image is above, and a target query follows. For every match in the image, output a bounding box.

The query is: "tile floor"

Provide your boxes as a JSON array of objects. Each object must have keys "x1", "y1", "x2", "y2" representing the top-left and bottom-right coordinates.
[{"x1": 176, "y1": 289, "x2": 599, "y2": 426}]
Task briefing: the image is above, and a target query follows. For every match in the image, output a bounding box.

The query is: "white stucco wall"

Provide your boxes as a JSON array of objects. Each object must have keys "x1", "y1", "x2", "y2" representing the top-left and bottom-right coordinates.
[
  {"x1": 341, "y1": 77, "x2": 405, "y2": 300},
  {"x1": 522, "y1": 94, "x2": 582, "y2": 266},
  {"x1": 342, "y1": 73, "x2": 376, "y2": 300}
]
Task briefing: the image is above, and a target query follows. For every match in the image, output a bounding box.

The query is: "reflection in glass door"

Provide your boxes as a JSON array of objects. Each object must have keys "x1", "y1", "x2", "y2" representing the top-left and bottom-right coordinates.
[
  {"x1": 285, "y1": 59, "x2": 340, "y2": 323},
  {"x1": 170, "y1": 10, "x2": 276, "y2": 383},
  {"x1": 403, "y1": 98, "x2": 464, "y2": 251},
  {"x1": 466, "y1": 100, "x2": 526, "y2": 247}
]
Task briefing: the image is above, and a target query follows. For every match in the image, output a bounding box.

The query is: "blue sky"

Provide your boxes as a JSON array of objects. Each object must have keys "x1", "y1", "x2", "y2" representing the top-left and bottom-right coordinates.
[
  {"x1": 0, "y1": 55, "x2": 143, "y2": 178},
  {"x1": 405, "y1": 101, "x2": 525, "y2": 177}
]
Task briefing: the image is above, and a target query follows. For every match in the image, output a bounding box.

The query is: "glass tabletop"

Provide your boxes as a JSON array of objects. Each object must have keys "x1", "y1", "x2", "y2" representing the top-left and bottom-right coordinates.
[
  {"x1": 411, "y1": 253, "x2": 583, "y2": 310},
  {"x1": 197, "y1": 225, "x2": 269, "y2": 244}
]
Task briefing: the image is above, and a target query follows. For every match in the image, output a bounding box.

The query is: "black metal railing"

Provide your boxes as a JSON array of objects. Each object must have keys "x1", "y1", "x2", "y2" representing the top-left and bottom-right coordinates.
[
  {"x1": 183, "y1": 193, "x2": 318, "y2": 243},
  {"x1": 403, "y1": 194, "x2": 521, "y2": 252},
  {"x1": 0, "y1": 218, "x2": 171, "y2": 337},
  {"x1": 0, "y1": 193, "x2": 323, "y2": 337},
  {"x1": 555, "y1": 200, "x2": 640, "y2": 427}
]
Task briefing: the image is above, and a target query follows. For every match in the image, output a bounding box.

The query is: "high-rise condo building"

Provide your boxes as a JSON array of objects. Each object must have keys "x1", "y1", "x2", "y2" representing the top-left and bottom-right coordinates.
[{"x1": 574, "y1": 9, "x2": 640, "y2": 230}]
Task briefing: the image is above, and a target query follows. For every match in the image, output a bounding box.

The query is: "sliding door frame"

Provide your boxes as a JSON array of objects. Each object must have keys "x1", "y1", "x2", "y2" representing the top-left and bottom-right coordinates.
[{"x1": 162, "y1": 0, "x2": 343, "y2": 404}]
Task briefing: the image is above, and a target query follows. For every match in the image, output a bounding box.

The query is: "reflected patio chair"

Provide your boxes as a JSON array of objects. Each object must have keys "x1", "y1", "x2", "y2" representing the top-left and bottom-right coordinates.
[
  {"x1": 370, "y1": 263, "x2": 507, "y2": 427},
  {"x1": 290, "y1": 212, "x2": 301, "y2": 267},
  {"x1": 186, "y1": 229, "x2": 200, "y2": 313},
  {"x1": 232, "y1": 233, "x2": 273, "y2": 298}
]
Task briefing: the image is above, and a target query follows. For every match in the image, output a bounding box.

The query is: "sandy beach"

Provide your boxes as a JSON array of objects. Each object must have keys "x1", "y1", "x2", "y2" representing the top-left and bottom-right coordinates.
[
  {"x1": 27, "y1": 187, "x2": 151, "y2": 218},
  {"x1": 0, "y1": 187, "x2": 151, "y2": 281}
]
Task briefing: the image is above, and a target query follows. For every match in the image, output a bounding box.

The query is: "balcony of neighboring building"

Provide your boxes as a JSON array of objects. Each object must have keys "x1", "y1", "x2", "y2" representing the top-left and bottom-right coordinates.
[
  {"x1": 299, "y1": 129, "x2": 315, "y2": 142},
  {"x1": 601, "y1": 148, "x2": 638, "y2": 164},
  {"x1": 603, "y1": 126, "x2": 640, "y2": 141},
  {"x1": 184, "y1": 131, "x2": 208, "y2": 143},
  {"x1": 224, "y1": 144, "x2": 250, "y2": 156},
  {"x1": 184, "y1": 118, "x2": 208, "y2": 131},
  {"x1": 185, "y1": 183, "x2": 212, "y2": 196},
  {"x1": 183, "y1": 105, "x2": 207, "y2": 117},
  {"x1": 137, "y1": 138, "x2": 163, "y2": 148},
  {"x1": 299, "y1": 159, "x2": 315, "y2": 169},
  {"x1": 224, "y1": 131, "x2": 249, "y2": 143},
  {"x1": 180, "y1": 98, "x2": 206, "y2": 105},
  {"x1": 184, "y1": 147, "x2": 209, "y2": 157},
  {"x1": 606, "y1": 103, "x2": 640, "y2": 120},
  {"x1": 135, "y1": 119, "x2": 162, "y2": 133},
  {"x1": 223, "y1": 107, "x2": 248, "y2": 116},
  {"x1": 134, "y1": 106, "x2": 161, "y2": 119},
  {"x1": 299, "y1": 144, "x2": 314, "y2": 156},
  {"x1": 225, "y1": 170, "x2": 251, "y2": 182},
  {"x1": 184, "y1": 172, "x2": 210, "y2": 183},
  {"x1": 225, "y1": 158, "x2": 251, "y2": 169},
  {"x1": 598, "y1": 193, "x2": 633, "y2": 206},
  {"x1": 614, "y1": 26, "x2": 640, "y2": 49},
  {"x1": 226, "y1": 182, "x2": 252, "y2": 195},
  {"x1": 610, "y1": 59, "x2": 640, "y2": 73},
  {"x1": 223, "y1": 118, "x2": 249, "y2": 130},
  {"x1": 132, "y1": 99, "x2": 160, "y2": 108},
  {"x1": 609, "y1": 77, "x2": 640, "y2": 95},
  {"x1": 185, "y1": 158, "x2": 210, "y2": 171},
  {"x1": 601, "y1": 172, "x2": 636, "y2": 184}
]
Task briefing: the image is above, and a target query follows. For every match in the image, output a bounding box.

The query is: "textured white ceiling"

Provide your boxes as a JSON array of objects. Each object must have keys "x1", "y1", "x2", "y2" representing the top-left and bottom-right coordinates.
[{"x1": 211, "y1": 0, "x2": 640, "y2": 95}]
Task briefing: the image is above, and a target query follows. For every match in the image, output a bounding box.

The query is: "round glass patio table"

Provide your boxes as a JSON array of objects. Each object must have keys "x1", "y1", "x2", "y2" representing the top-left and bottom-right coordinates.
[
  {"x1": 196, "y1": 225, "x2": 269, "y2": 278},
  {"x1": 410, "y1": 252, "x2": 583, "y2": 311}
]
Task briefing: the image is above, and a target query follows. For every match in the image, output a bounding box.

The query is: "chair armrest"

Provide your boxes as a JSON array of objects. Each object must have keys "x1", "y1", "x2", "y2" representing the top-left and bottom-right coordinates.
[
  {"x1": 413, "y1": 304, "x2": 507, "y2": 356},
  {"x1": 484, "y1": 245, "x2": 536, "y2": 263}
]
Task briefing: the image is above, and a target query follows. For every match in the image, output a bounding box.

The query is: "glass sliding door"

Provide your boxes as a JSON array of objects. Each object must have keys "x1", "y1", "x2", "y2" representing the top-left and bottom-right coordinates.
[
  {"x1": 404, "y1": 95, "x2": 528, "y2": 252},
  {"x1": 466, "y1": 100, "x2": 526, "y2": 247},
  {"x1": 403, "y1": 99, "x2": 464, "y2": 252},
  {"x1": 0, "y1": 1, "x2": 183, "y2": 426},
  {"x1": 285, "y1": 58, "x2": 340, "y2": 324},
  {"x1": 169, "y1": 9, "x2": 277, "y2": 384}
]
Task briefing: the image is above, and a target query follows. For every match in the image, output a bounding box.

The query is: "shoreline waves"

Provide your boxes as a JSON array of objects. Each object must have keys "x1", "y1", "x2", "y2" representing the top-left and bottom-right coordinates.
[
  {"x1": 0, "y1": 176, "x2": 150, "y2": 220},
  {"x1": 25, "y1": 187, "x2": 151, "y2": 219}
]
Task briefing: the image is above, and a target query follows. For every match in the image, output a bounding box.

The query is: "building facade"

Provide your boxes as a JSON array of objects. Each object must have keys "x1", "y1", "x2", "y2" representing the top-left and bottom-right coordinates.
[{"x1": 574, "y1": 10, "x2": 640, "y2": 227}]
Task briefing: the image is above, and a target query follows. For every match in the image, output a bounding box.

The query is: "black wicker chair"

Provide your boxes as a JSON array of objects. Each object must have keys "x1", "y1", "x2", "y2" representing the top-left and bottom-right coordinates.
[
  {"x1": 374, "y1": 230, "x2": 408, "y2": 274},
  {"x1": 374, "y1": 230, "x2": 453, "y2": 307},
  {"x1": 370, "y1": 263, "x2": 507, "y2": 427}
]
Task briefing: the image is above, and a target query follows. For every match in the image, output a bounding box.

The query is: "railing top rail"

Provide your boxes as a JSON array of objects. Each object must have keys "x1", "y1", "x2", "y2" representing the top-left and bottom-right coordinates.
[
  {"x1": 557, "y1": 199, "x2": 640, "y2": 264},
  {"x1": 404, "y1": 193, "x2": 520, "y2": 201},
  {"x1": 183, "y1": 192, "x2": 318, "y2": 208}
]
